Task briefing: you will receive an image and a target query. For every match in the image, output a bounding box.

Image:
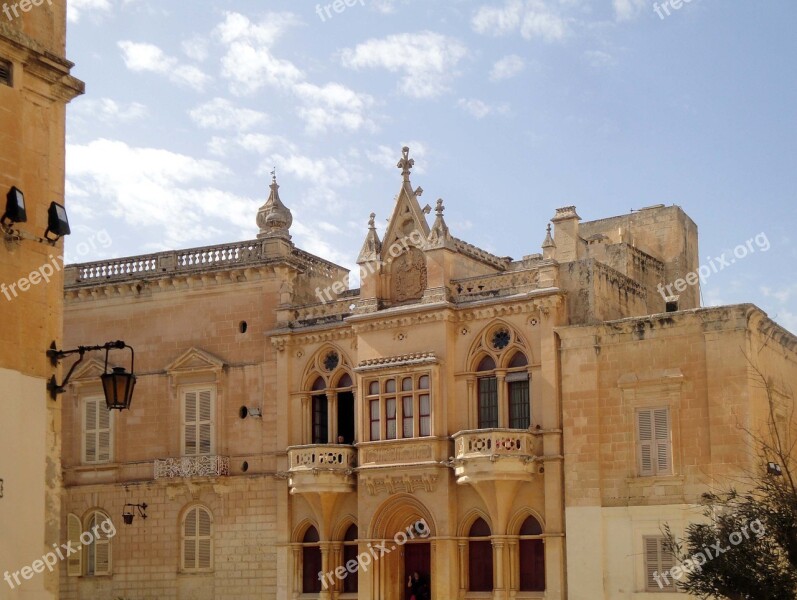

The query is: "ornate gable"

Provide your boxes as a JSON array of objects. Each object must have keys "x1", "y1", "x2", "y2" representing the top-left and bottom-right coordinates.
[{"x1": 166, "y1": 347, "x2": 226, "y2": 375}]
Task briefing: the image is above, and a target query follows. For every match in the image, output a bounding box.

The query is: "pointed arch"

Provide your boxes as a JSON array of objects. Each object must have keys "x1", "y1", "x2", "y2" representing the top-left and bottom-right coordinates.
[
  {"x1": 508, "y1": 508, "x2": 546, "y2": 536},
  {"x1": 465, "y1": 319, "x2": 531, "y2": 372},
  {"x1": 293, "y1": 518, "x2": 321, "y2": 543},
  {"x1": 332, "y1": 514, "x2": 359, "y2": 541},
  {"x1": 369, "y1": 493, "x2": 436, "y2": 540},
  {"x1": 457, "y1": 508, "x2": 493, "y2": 537}
]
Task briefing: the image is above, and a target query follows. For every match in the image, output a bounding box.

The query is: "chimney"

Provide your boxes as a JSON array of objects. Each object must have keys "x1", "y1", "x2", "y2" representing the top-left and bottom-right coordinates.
[{"x1": 550, "y1": 206, "x2": 581, "y2": 263}]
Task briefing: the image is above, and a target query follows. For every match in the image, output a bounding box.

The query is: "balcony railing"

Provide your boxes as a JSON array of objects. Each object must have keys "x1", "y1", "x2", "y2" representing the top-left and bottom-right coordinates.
[
  {"x1": 286, "y1": 444, "x2": 357, "y2": 495},
  {"x1": 452, "y1": 429, "x2": 543, "y2": 484},
  {"x1": 154, "y1": 455, "x2": 230, "y2": 479}
]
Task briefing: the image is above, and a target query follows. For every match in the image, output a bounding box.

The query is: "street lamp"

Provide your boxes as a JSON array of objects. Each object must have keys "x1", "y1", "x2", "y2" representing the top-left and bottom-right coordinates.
[
  {"x1": 122, "y1": 503, "x2": 148, "y2": 525},
  {"x1": 47, "y1": 340, "x2": 136, "y2": 410}
]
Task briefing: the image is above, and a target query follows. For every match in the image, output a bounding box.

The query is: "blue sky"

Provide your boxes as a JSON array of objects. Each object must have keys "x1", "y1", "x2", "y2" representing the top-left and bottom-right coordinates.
[{"x1": 63, "y1": 0, "x2": 797, "y2": 331}]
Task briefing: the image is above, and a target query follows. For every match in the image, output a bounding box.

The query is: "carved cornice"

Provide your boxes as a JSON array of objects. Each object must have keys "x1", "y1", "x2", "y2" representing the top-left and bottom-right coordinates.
[
  {"x1": 356, "y1": 352, "x2": 437, "y2": 373},
  {"x1": 270, "y1": 327, "x2": 355, "y2": 351}
]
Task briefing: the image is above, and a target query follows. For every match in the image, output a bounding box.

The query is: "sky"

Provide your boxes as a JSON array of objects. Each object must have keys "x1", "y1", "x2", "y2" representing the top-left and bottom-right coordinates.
[{"x1": 63, "y1": 0, "x2": 797, "y2": 331}]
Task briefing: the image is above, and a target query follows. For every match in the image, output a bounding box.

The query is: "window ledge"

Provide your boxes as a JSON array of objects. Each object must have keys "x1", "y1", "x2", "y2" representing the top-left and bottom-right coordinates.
[
  {"x1": 626, "y1": 474, "x2": 684, "y2": 487},
  {"x1": 69, "y1": 463, "x2": 119, "y2": 473}
]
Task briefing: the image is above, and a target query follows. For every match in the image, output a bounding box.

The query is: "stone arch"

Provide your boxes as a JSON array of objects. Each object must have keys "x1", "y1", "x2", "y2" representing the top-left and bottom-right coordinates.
[
  {"x1": 457, "y1": 508, "x2": 493, "y2": 537},
  {"x1": 466, "y1": 319, "x2": 532, "y2": 370},
  {"x1": 332, "y1": 514, "x2": 359, "y2": 541},
  {"x1": 293, "y1": 518, "x2": 321, "y2": 543},
  {"x1": 300, "y1": 343, "x2": 352, "y2": 391},
  {"x1": 369, "y1": 493, "x2": 436, "y2": 540},
  {"x1": 507, "y1": 508, "x2": 545, "y2": 536}
]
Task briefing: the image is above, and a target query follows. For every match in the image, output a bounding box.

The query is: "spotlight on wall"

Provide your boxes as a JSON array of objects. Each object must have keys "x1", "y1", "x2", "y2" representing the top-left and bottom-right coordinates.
[
  {"x1": 44, "y1": 201, "x2": 71, "y2": 242},
  {"x1": 239, "y1": 406, "x2": 262, "y2": 419},
  {"x1": 122, "y1": 503, "x2": 148, "y2": 525},
  {"x1": 1, "y1": 186, "x2": 26, "y2": 226},
  {"x1": 767, "y1": 462, "x2": 783, "y2": 476}
]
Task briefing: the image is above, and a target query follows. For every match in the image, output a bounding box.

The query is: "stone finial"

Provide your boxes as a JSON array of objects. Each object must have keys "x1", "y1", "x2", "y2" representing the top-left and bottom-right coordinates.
[
  {"x1": 542, "y1": 223, "x2": 556, "y2": 260},
  {"x1": 397, "y1": 146, "x2": 414, "y2": 182},
  {"x1": 427, "y1": 198, "x2": 452, "y2": 249},
  {"x1": 256, "y1": 173, "x2": 293, "y2": 240},
  {"x1": 358, "y1": 212, "x2": 382, "y2": 264}
]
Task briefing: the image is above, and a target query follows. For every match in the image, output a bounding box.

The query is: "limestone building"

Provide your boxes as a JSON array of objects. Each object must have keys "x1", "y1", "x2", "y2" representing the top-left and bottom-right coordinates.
[
  {"x1": 0, "y1": 5, "x2": 83, "y2": 600},
  {"x1": 60, "y1": 148, "x2": 796, "y2": 599}
]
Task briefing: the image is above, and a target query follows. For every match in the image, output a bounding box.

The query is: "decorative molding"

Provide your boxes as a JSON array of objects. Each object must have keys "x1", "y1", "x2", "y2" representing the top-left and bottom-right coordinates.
[
  {"x1": 360, "y1": 472, "x2": 439, "y2": 496},
  {"x1": 166, "y1": 347, "x2": 226, "y2": 376},
  {"x1": 154, "y1": 455, "x2": 230, "y2": 479},
  {"x1": 356, "y1": 352, "x2": 437, "y2": 373}
]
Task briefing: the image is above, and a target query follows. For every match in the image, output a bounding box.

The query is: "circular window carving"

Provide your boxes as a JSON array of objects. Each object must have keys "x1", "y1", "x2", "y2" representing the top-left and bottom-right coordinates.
[
  {"x1": 323, "y1": 351, "x2": 340, "y2": 372},
  {"x1": 491, "y1": 329, "x2": 511, "y2": 350}
]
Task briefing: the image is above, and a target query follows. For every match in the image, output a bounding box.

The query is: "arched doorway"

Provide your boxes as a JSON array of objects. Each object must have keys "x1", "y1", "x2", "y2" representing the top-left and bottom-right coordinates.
[{"x1": 369, "y1": 494, "x2": 436, "y2": 600}]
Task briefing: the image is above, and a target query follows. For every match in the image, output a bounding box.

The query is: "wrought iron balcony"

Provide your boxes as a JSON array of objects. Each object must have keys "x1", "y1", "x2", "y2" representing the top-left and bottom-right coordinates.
[
  {"x1": 452, "y1": 429, "x2": 543, "y2": 484},
  {"x1": 154, "y1": 455, "x2": 230, "y2": 479},
  {"x1": 287, "y1": 444, "x2": 356, "y2": 495}
]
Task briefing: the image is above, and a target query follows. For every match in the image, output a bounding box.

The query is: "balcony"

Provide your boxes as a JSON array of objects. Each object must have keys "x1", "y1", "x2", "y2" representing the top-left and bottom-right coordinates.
[
  {"x1": 287, "y1": 444, "x2": 357, "y2": 495},
  {"x1": 452, "y1": 429, "x2": 543, "y2": 484},
  {"x1": 154, "y1": 455, "x2": 230, "y2": 479}
]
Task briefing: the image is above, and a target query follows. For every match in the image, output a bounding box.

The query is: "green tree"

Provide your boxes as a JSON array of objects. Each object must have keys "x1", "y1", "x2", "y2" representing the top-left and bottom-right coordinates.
[{"x1": 664, "y1": 360, "x2": 797, "y2": 599}]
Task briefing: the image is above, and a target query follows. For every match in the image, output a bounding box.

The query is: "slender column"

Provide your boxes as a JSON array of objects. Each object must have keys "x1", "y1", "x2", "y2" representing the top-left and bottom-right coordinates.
[
  {"x1": 496, "y1": 371, "x2": 507, "y2": 428},
  {"x1": 292, "y1": 546, "x2": 301, "y2": 598},
  {"x1": 301, "y1": 395, "x2": 310, "y2": 444},
  {"x1": 327, "y1": 391, "x2": 337, "y2": 443},
  {"x1": 466, "y1": 376, "x2": 476, "y2": 428},
  {"x1": 320, "y1": 543, "x2": 332, "y2": 599},
  {"x1": 458, "y1": 540, "x2": 468, "y2": 593},
  {"x1": 493, "y1": 538, "x2": 506, "y2": 592},
  {"x1": 508, "y1": 539, "x2": 518, "y2": 592}
]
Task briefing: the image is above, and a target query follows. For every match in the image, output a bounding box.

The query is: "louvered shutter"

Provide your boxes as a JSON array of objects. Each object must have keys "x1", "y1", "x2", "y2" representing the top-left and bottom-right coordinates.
[
  {"x1": 198, "y1": 390, "x2": 212, "y2": 455},
  {"x1": 97, "y1": 402, "x2": 111, "y2": 462},
  {"x1": 654, "y1": 408, "x2": 672, "y2": 475},
  {"x1": 645, "y1": 536, "x2": 675, "y2": 591},
  {"x1": 67, "y1": 514, "x2": 82, "y2": 576},
  {"x1": 91, "y1": 513, "x2": 112, "y2": 576},
  {"x1": 184, "y1": 390, "x2": 198, "y2": 455},
  {"x1": 183, "y1": 507, "x2": 212, "y2": 571},
  {"x1": 197, "y1": 508, "x2": 212, "y2": 569},
  {"x1": 637, "y1": 410, "x2": 654, "y2": 476},
  {"x1": 84, "y1": 399, "x2": 97, "y2": 463},
  {"x1": 644, "y1": 536, "x2": 660, "y2": 590}
]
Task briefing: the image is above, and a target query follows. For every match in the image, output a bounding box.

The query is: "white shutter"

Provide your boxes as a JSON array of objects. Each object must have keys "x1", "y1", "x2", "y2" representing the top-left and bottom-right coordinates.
[
  {"x1": 644, "y1": 536, "x2": 660, "y2": 590},
  {"x1": 89, "y1": 513, "x2": 112, "y2": 576},
  {"x1": 84, "y1": 399, "x2": 97, "y2": 463},
  {"x1": 654, "y1": 408, "x2": 672, "y2": 475},
  {"x1": 183, "y1": 507, "x2": 197, "y2": 569},
  {"x1": 67, "y1": 514, "x2": 82, "y2": 576},
  {"x1": 184, "y1": 390, "x2": 198, "y2": 456},
  {"x1": 184, "y1": 388, "x2": 214, "y2": 456},
  {"x1": 197, "y1": 508, "x2": 212, "y2": 569},
  {"x1": 97, "y1": 402, "x2": 111, "y2": 463},
  {"x1": 198, "y1": 390, "x2": 212, "y2": 455},
  {"x1": 645, "y1": 536, "x2": 675, "y2": 591},
  {"x1": 183, "y1": 507, "x2": 213, "y2": 571},
  {"x1": 637, "y1": 410, "x2": 654, "y2": 476}
]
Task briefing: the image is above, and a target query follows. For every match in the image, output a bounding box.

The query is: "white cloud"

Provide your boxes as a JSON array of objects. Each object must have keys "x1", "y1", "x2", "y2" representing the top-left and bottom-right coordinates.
[
  {"x1": 70, "y1": 98, "x2": 148, "y2": 123},
  {"x1": 490, "y1": 54, "x2": 525, "y2": 81},
  {"x1": 341, "y1": 32, "x2": 468, "y2": 99},
  {"x1": 67, "y1": 0, "x2": 111, "y2": 23},
  {"x1": 182, "y1": 36, "x2": 209, "y2": 62},
  {"x1": 613, "y1": 0, "x2": 648, "y2": 21},
  {"x1": 118, "y1": 41, "x2": 210, "y2": 91},
  {"x1": 215, "y1": 12, "x2": 375, "y2": 133},
  {"x1": 472, "y1": 0, "x2": 568, "y2": 42},
  {"x1": 189, "y1": 98, "x2": 269, "y2": 132},
  {"x1": 66, "y1": 139, "x2": 259, "y2": 247},
  {"x1": 584, "y1": 50, "x2": 615, "y2": 67},
  {"x1": 457, "y1": 98, "x2": 510, "y2": 119}
]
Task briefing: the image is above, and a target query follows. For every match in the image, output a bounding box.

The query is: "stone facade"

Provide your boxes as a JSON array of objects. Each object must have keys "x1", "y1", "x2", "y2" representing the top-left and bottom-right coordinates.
[
  {"x1": 60, "y1": 148, "x2": 796, "y2": 599},
  {"x1": 0, "y1": 5, "x2": 82, "y2": 600}
]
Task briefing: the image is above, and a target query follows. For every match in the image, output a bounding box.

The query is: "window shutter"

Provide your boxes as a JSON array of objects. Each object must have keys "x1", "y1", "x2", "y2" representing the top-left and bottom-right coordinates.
[
  {"x1": 97, "y1": 402, "x2": 111, "y2": 462},
  {"x1": 184, "y1": 390, "x2": 198, "y2": 455},
  {"x1": 637, "y1": 410, "x2": 654, "y2": 476},
  {"x1": 644, "y1": 536, "x2": 660, "y2": 589},
  {"x1": 92, "y1": 513, "x2": 112, "y2": 576},
  {"x1": 67, "y1": 514, "x2": 82, "y2": 576},
  {"x1": 198, "y1": 389, "x2": 212, "y2": 455},
  {"x1": 84, "y1": 399, "x2": 97, "y2": 463},
  {"x1": 197, "y1": 508, "x2": 212, "y2": 569},
  {"x1": 654, "y1": 408, "x2": 671, "y2": 475},
  {"x1": 183, "y1": 508, "x2": 197, "y2": 569},
  {"x1": 0, "y1": 58, "x2": 11, "y2": 87}
]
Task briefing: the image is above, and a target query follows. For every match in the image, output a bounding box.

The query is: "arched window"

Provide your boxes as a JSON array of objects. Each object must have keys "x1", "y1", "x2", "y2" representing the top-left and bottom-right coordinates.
[
  {"x1": 477, "y1": 356, "x2": 498, "y2": 428},
  {"x1": 519, "y1": 516, "x2": 545, "y2": 591},
  {"x1": 84, "y1": 511, "x2": 112, "y2": 576},
  {"x1": 311, "y1": 377, "x2": 328, "y2": 444},
  {"x1": 302, "y1": 526, "x2": 322, "y2": 593},
  {"x1": 342, "y1": 524, "x2": 359, "y2": 593},
  {"x1": 182, "y1": 505, "x2": 213, "y2": 571},
  {"x1": 475, "y1": 351, "x2": 531, "y2": 430},
  {"x1": 468, "y1": 518, "x2": 493, "y2": 592}
]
